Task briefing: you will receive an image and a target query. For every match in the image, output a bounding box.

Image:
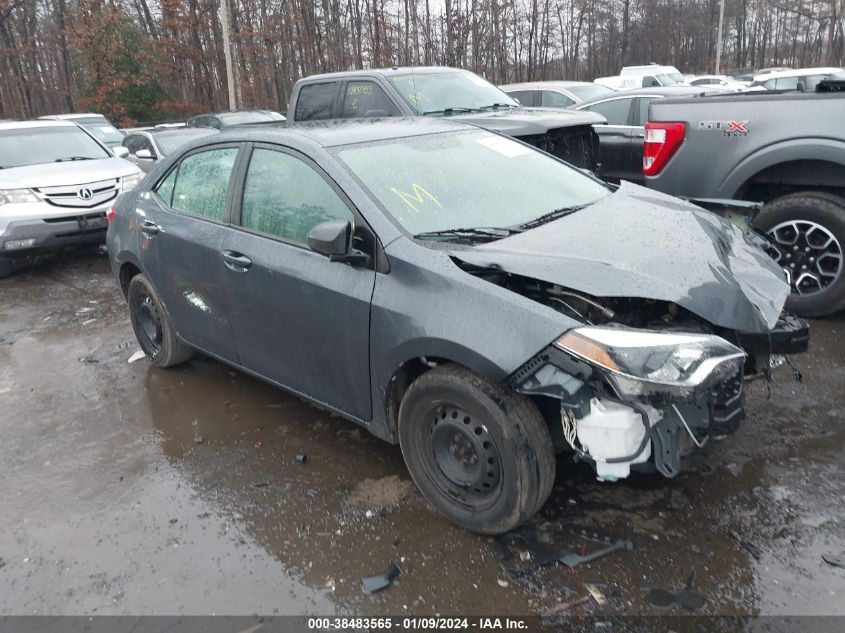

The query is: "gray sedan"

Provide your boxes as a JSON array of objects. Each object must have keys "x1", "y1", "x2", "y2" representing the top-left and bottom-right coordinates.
[{"x1": 106, "y1": 119, "x2": 807, "y2": 534}]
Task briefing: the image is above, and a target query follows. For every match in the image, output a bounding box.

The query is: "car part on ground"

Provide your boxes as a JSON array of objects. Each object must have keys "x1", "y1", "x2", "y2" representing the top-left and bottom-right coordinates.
[
  {"x1": 107, "y1": 119, "x2": 808, "y2": 534},
  {"x1": 361, "y1": 560, "x2": 402, "y2": 593},
  {"x1": 645, "y1": 86, "x2": 845, "y2": 316}
]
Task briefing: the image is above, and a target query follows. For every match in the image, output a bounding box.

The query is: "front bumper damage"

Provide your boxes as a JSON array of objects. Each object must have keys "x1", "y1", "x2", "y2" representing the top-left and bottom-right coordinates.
[{"x1": 510, "y1": 314, "x2": 809, "y2": 481}]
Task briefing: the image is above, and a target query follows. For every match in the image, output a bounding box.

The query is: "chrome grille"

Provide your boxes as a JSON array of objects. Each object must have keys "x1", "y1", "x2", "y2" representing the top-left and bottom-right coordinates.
[{"x1": 34, "y1": 178, "x2": 119, "y2": 209}]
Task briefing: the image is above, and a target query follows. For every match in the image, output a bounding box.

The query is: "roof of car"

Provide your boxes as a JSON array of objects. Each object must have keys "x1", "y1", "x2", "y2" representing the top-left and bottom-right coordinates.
[
  {"x1": 38, "y1": 113, "x2": 106, "y2": 120},
  {"x1": 575, "y1": 85, "x2": 711, "y2": 105},
  {"x1": 499, "y1": 80, "x2": 594, "y2": 91},
  {"x1": 299, "y1": 66, "x2": 467, "y2": 82},
  {"x1": 0, "y1": 119, "x2": 78, "y2": 131},
  {"x1": 215, "y1": 117, "x2": 474, "y2": 148},
  {"x1": 753, "y1": 67, "x2": 841, "y2": 81}
]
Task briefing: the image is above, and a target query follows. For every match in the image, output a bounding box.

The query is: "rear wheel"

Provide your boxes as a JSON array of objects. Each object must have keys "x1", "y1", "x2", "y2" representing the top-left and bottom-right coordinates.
[
  {"x1": 753, "y1": 192, "x2": 845, "y2": 317},
  {"x1": 398, "y1": 364, "x2": 555, "y2": 535},
  {"x1": 127, "y1": 274, "x2": 193, "y2": 367}
]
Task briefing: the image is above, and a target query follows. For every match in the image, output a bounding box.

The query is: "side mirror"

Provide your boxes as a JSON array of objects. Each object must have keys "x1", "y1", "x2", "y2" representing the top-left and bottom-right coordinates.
[
  {"x1": 113, "y1": 146, "x2": 130, "y2": 158},
  {"x1": 136, "y1": 148, "x2": 154, "y2": 160},
  {"x1": 307, "y1": 220, "x2": 370, "y2": 266}
]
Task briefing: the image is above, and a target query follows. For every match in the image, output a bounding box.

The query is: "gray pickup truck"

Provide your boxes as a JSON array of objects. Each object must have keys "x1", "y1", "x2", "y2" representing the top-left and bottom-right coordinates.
[
  {"x1": 645, "y1": 86, "x2": 845, "y2": 316},
  {"x1": 287, "y1": 66, "x2": 605, "y2": 172}
]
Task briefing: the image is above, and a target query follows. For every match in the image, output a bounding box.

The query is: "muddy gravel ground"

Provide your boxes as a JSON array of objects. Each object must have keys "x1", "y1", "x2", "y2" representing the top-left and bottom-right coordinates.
[{"x1": 1, "y1": 249, "x2": 844, "y2": 619}]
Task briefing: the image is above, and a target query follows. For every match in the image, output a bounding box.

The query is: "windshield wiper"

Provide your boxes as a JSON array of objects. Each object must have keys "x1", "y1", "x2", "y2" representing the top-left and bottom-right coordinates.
[
  {"x1": 54, "y1": 156, "x2": 93, "y2": 162},
  {"x1": 479, "y1": 103, "x2": 518, "y2": 111},
  {"x1": 414, "y1": 226, "x2": 522, "y2": 242},
  {"x1": 517, "y1": 205, "x2": 588, "y2": 231},
  {"x1": 422, "y1": 107, "x2": 478, "y2": 116}
]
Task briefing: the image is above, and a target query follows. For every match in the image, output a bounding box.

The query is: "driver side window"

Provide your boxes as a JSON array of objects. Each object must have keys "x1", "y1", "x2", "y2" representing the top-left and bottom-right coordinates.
[{"x1": 240, "y1": 148, "x2": 354, "y2": 245}]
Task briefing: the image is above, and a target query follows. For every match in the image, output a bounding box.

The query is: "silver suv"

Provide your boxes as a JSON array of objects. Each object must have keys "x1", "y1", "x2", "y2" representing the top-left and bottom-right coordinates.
[{"x1": 0, "y1": 120, "x2": 143, "y2": 276}]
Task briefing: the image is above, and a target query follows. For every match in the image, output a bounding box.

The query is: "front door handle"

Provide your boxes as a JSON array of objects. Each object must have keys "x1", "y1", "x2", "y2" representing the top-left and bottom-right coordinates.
[
  {"x1": 140, "y1": 220, "x2": 160, "y2": 236},
  {"x1": 221, "y1": 250, "x2": 252, "y2": 272}
]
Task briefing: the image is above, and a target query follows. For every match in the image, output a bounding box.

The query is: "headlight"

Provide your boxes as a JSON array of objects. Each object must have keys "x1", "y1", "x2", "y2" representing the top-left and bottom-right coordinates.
[
  {"x1": 555, "y1": 326, "x2": 746, "y2": 398},
  {"x1": 0, "y1": 188, "x2": 39, "y2": 206},
  {"x1": 122, "y1": 171, "x2": 143, "y2": 191}
]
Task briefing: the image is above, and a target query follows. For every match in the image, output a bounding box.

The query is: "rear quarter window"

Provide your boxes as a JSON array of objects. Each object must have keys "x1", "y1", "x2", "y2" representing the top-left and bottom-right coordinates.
[{"x1": 295, "y1": 82, "x2": 339, "y2": 121}]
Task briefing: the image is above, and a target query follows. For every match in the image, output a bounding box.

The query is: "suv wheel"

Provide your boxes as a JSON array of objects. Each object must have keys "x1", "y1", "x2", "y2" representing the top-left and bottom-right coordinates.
[
  {"x1": 127, "y1": 274, "x2": 193, "y2": 367},
  {"x1": 398, "y1": 364, "x2": 555, "y2": 535},
  {"x1": 754, "y1": 192, "x2": 845, "y2": 317}
]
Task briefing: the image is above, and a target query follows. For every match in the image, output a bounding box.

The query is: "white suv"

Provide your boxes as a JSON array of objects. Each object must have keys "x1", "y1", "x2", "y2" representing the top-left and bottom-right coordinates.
[{"x1": 0, "y1": 120, "x2": 143, "y2": 276}]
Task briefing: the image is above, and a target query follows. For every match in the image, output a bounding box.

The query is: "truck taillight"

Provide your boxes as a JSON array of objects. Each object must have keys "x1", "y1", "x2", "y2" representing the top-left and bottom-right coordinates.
[
  {"x1": 643, "y1": 122, "x2": 685, "y2": 176},
  {"x1": 106, "y1": 206, "x2": 116, "y2": 223}
]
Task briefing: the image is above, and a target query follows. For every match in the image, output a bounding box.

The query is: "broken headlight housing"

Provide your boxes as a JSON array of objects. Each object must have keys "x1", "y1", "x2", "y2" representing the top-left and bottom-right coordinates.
[{"x1": 554, "y1": 326, "x2": 746, "y2": 399}]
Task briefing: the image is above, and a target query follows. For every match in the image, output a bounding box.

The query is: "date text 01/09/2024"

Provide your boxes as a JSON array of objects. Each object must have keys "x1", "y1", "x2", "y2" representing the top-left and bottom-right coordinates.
[{"x1": 306, "y1": 617, "x2": 529, "y2": 630}]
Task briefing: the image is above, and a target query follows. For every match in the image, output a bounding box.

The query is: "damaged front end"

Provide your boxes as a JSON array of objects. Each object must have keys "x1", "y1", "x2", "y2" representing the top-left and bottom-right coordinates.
[
  {"x1": 465, "y1": 268, "x2": 809, "y2": 482},
  {"x1": 449, "y1": 183, "x2": 810, "y2": 481}
]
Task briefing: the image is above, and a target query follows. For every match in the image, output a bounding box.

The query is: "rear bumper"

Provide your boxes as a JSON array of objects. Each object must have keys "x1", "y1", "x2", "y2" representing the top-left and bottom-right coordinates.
[{"x1": 0, "y1": 211, "x2": 108, "y2": 256}]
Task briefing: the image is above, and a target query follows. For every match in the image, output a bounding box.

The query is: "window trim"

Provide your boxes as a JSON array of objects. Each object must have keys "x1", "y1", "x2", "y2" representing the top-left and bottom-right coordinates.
[
  {"x1": 150, "y1": 141, "x2": 245, "y2": 226},
  {"x1": 229, "y1": 142, "x2": 364, "y2": 252}
]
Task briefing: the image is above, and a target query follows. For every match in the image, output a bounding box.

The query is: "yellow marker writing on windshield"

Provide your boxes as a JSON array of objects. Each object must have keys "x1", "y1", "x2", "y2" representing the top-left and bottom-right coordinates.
[{"x1": 389, "y1": 184, "x2": 442, "y2": 213}]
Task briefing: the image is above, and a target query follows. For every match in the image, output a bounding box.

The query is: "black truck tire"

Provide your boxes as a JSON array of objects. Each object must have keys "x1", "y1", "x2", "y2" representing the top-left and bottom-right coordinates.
[
  {"x1": 398, "y1": 363, "x2": 556, "y2": 535},
  {"x1": 127, "y1": 274, "x2": 194, "y2": 368},
  {"x1": 753, "y1": 192, "x2": 845, "y2": 317}
]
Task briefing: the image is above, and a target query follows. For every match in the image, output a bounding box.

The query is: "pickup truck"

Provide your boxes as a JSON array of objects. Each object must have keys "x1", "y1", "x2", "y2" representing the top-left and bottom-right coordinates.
[
  {"x1": 287, "y1": 66, "x2": 605, "y2": 172},
  {"x1": 645, "y1": 86, "x2": 845, "y2": 317}
]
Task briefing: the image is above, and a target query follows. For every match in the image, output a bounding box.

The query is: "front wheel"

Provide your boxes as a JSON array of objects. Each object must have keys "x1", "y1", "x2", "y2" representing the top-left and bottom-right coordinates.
[
  {"x1": 753, "y1": 192, "x2": 845, "y2": 317},
  {"x1": 398, "y1": 364, "x2": 556, "y2": 535},
  {"x1": 127, "y1": 273, "x2": 193, "y2": 368}
]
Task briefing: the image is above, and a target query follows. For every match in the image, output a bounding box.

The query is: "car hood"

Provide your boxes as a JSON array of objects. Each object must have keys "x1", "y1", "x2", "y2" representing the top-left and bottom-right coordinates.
[
  {"x1": 455, "y1": 107, "x2": 606, "y2": 136},
  {"x1": 451, "y1": 182, "x2": 789, "y2": 333},
  {"x1": 0, "y1": 157, "x2": 138, "y2": 189}
]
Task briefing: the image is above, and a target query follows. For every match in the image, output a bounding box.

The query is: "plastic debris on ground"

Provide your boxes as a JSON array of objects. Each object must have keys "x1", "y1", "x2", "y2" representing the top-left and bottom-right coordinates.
[
  {"x1": 127, "y1": 350, "x2": 147, "y2": 363},
  {"x1": 822, "y1": 551, "x2": 845, "y2": 567},
  {"x1": 644, "y1": 570, "x2": 706, "y2": 610},
  {"x1": 361, "y1": 560, "x2": 401, "y2": 593},
  {"x1": 295, "y1": 453, "x2": 308, "y2": 464},
  {"x1": 494, "y1": 523, "x2": 633, "y2": 576},
  {"x1": 729, "y1": 529, "x2": 762, "y2": 560}
]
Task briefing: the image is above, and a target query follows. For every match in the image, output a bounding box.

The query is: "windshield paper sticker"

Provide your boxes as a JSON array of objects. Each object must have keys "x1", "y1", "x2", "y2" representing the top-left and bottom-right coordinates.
[
  {"x1": 390, "y1": 184, "x2": 442, "y2": 213},
  {"x1": 476, "y1": 136, "x2": 534, "y2": 158},
  {"x1": 698, "y1": 120, "x2": 750, "y2": 137}
]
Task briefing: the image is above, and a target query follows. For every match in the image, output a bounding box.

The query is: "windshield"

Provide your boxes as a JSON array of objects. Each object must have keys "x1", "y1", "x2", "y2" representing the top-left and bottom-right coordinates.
[
  {"x1": 568, "y1": 84, "x2": 615, "y2": 101},
  {"x1": 386, "y1": 70, "x2": 519, "y2": 115},
  {"x1": 0, "y1": 126, "x2": 111, "y2": 168},
  {"x1": 155, "y1": 129, "x2": 217, "y2": 155},
  {"x1": 657, "y1": 73, "x2": 681, "y2": 86},
  {"x1": 219, "y1": 111, "x2": 277, "y2": 125},
  {"x1": 74, "y1": 117, "x2": 124, "y2": 144},
  {"x1": 335, "y1": 129, "x2": 609, "y2": 237},
  {"x1": 667, "y1": 73, "x2": 686, "y2": 83}
]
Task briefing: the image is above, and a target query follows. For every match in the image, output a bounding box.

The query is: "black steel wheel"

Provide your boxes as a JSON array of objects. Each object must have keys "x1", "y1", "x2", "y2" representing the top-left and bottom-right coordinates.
[
  {"x1": 398, "y1": 364, "x2": 555, "y2": 535},
  {"x1": 127, "y1": 273, "x2": 193, "y2": 368}
]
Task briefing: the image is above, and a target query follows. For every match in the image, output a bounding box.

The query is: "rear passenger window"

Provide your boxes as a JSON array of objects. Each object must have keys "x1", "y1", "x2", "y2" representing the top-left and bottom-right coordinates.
[
  {"x1": 240, "y1": 148, "x2": 354, "y2": 245},
  {"x1": 169, "y1": 148, "x2": 238, "y2": 221},
  {"x1": 295, "y1": 82, "x2": 339, "y2": 121},
  {"x1": 585, "y1": 98, "x2": 632, "y2": 125},
  {"x1": 540, "y1": 90, "x2": 575, "y2": 107},
  {"x1": 342, "y1": 81, "x2": 399, "y2": 118},
  {"x1": 507, "y1": 90, "x2": 536, "y2": 107}
]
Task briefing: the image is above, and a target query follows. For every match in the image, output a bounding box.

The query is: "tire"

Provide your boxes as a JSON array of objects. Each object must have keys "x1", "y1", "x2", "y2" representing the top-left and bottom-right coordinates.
[
  {"x1": 127, "y1": 273, "x2": 193, "y2": 368},
  {"x1": 398, "y1": 363, "x2": 556, "y2": 535},
  {"x1": 752, "y1": 192, "x2": 845, "y2": 317}
]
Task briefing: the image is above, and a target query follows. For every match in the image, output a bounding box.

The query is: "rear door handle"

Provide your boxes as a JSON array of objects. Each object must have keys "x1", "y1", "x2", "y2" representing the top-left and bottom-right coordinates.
[
  {"x1": 221, "y1": 250, "x2": 252, "y2": 271},
  {"x1": 140, "y1": 220, "x2": 160, "y2": 236}
]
